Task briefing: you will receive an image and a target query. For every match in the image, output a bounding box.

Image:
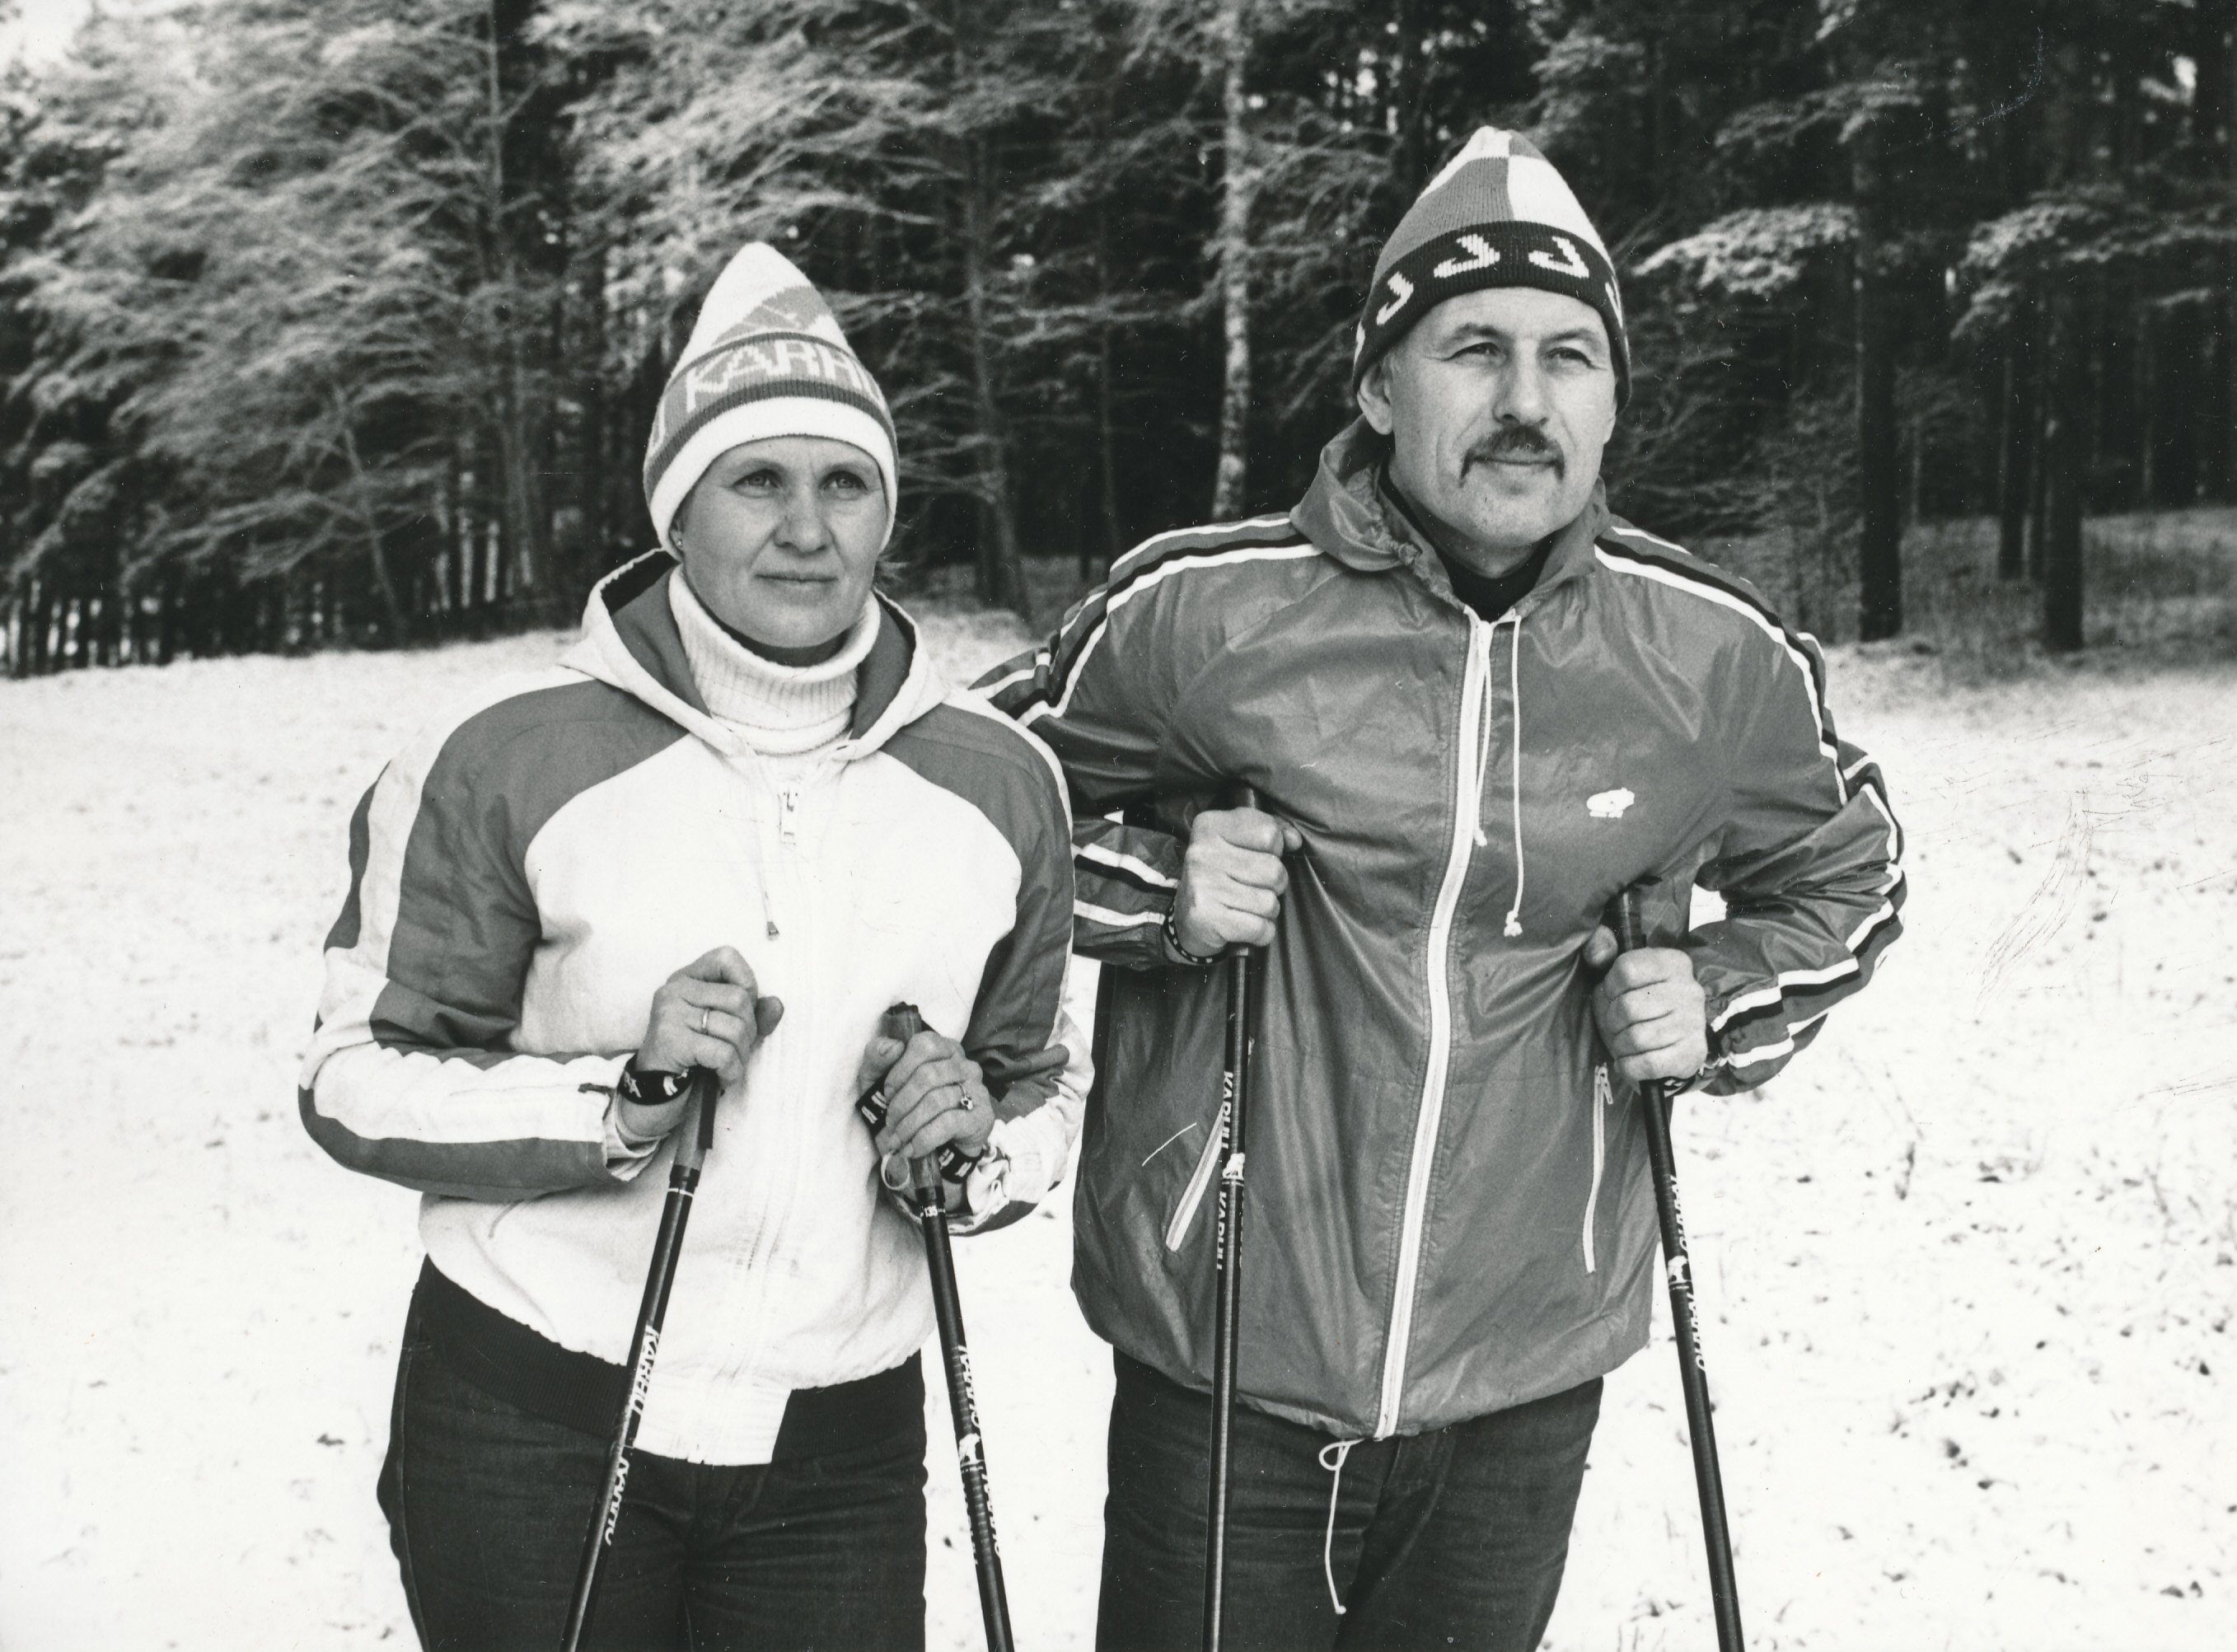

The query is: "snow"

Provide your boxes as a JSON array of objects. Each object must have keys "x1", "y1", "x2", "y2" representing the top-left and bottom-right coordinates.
[{"x1": 1, "y1": 615, "x2": 2230, "y2": 1650}]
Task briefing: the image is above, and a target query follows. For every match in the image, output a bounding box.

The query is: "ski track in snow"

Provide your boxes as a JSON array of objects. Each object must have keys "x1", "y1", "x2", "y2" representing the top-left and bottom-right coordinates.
[{"x1": 1, "y1": 622, "x2": 2231, "y2": 1650}]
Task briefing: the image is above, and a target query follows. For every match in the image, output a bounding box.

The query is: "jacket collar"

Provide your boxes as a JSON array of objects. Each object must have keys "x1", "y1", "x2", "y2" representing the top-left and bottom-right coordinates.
[
  {"x1": 562, "y1": 550, "x2": 945, "y2": 756},
  {"x1": 1289, "y1": 419, "x2": 1608, "y2": 613}
]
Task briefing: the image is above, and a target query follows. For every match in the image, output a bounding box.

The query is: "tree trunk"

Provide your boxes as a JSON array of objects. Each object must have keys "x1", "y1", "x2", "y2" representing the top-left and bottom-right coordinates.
[
  {"x1": 960, "y1": 131, "x2": 1029, "y2": 614},
  {"x1": 32, "y1": 583, "x2": 54, "y2": 673},
  {"x1": 2225, "y1": 2, "x2": 2237, "y2": 501},
  {"x1": 1851, "y1": 126, "x2": 1902, "y2": 641},
  {"x1": 2136, "y1": 303, "x2": 2156, "y2": 506},
  {"x1": 1996, "y1": 311, "x2": 2035, "y2": 580},
  {"x1": 2027, "y1": 343, "x2": 2051, "y2": 580},
  {"x1": 1093, "y1": 276, "x2": 1124, "y2": 581},
  {"x1": 1210, "y1": 0, "x2": 1257, "y2": 521},
  {"x1": 1391, "y1": 0, "x2": 1428, "y2": 199},
  {"x1": 1090, "y1": 83, "x2": 1124, "y2": 584},
  {"x1": 578, "y1": 237, "x2": 610, "y2": 600},
  {"x1": 2041, "y1": 285, "x2": 2087, "y2": 651}
]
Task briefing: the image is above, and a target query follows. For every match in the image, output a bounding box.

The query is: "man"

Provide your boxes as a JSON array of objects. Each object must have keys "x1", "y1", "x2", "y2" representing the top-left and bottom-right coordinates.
[{"x1": 980, "y1": 129, "x2": 1904, "y2": 1650}]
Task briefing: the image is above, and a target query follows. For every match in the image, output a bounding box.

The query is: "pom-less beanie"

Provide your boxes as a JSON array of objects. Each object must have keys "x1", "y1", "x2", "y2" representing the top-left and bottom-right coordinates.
[
  {"x1": 1352, "y1": 129, "x2": 1630, "y2": 407},
  {"x1": 643, "y1": 243, "x2": 899, "y2": 550}
]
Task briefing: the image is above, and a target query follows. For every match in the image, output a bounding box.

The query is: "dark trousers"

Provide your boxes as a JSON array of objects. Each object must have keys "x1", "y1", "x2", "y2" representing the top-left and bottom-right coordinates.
[
  {"x1": 1097, "y1": 1353, "x2": 1601, "y2": 1652},
  {"x1": 377, "y1": 1319, "x2": 927, "y2": 1651}
]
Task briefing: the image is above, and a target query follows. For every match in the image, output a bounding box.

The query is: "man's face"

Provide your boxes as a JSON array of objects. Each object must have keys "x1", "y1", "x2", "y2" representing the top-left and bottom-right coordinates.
[{"x1": 1357, "y1": 286, "x2": 1619, "y2": 573}]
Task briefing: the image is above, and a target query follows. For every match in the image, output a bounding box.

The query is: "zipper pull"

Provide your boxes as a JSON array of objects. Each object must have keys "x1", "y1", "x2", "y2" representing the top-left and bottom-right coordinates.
[{"x1": 779, "y1": 786, "x2": 801, "y2": 846}]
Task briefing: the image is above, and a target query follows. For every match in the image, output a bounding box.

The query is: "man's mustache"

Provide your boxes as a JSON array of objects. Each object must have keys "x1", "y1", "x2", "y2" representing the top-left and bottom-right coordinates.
[{"x1": 1466, "y1": 428, "x2": 1564, "y2": 475}]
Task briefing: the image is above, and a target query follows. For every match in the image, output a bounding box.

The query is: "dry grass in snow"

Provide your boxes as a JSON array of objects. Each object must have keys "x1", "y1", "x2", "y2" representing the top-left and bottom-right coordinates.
[{"x1": 1, "y1": 606, "x2": 2230, "y2": 1650}]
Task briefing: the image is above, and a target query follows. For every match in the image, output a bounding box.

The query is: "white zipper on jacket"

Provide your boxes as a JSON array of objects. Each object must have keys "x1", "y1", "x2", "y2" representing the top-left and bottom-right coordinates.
[
  {"x1": 1583, "y1": 1062, "x2": 1612, "y2": 1274},
  {"x1": 1373, "y1": 610, "x2": 1495, "y2": 1437},
  {"x1": 1163, "y1": 1101, "x2": 1229, "y2": 1252}
]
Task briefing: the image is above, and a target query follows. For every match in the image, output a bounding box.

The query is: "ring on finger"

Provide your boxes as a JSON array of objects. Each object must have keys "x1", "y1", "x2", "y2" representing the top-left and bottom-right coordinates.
[{"x1": 697, "y1": 1005, "x2": 710, "y2": 1034}]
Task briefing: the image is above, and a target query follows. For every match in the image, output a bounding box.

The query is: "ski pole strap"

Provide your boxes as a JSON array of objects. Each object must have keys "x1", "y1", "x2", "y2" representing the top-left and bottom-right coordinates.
[{"x1": 853, "y1": 1002, "x2": 987, "y2": 1186}]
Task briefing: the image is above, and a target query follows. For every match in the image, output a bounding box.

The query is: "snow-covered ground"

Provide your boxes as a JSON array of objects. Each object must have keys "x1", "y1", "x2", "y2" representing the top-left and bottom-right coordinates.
[{"x1": 1, "y1": 610, "x2": 2230, "y2": 1650}]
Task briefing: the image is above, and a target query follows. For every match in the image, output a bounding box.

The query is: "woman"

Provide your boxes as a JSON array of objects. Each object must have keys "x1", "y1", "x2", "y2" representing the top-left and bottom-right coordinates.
[{"x1": 301, "y1": 243, "x2": 1086, "y2": 1650}]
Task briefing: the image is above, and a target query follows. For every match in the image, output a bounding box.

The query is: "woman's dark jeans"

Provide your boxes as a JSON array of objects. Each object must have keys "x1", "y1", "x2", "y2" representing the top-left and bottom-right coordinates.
[
  {"x1": 377, "y1": 1317, "x2": 927, "y2": 1650},
  {"x1": 1097, "y1": 1352, "x2": 1602, "y2": 1652}
]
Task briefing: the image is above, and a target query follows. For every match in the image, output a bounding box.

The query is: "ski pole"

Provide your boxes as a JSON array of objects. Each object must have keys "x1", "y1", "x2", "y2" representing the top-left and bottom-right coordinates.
[
  {"x1": 562, "y1": 1065, "x2": 719, "y2": 1652},
  {"x1": 1611, "y1": 887, "x2": 1745, "y2": 1652},
  {"x1": 1203, "y1": 782, "x2": 1262, "y2": 1652},
  {"x1": 857, "y1": 1004, "x2": 1015, "y2": 1652}
]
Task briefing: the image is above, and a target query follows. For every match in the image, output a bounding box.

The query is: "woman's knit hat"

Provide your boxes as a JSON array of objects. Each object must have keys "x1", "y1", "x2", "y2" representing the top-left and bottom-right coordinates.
[
  {"x1": 643, "y1": 243, "x2": 899, "y2": 549},
  {"x1": 1352, "y1": 129, "x2": 1629, "y2": 407}
]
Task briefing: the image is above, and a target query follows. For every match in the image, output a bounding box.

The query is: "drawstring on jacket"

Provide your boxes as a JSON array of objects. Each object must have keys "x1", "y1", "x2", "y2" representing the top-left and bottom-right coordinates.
[
  {"x1": 1317, "y1": 1438, "x2": 1363, "y2": 1615},
  {"x1": 1467, "y1": 615, "x2": 1529, "y2": 938}
]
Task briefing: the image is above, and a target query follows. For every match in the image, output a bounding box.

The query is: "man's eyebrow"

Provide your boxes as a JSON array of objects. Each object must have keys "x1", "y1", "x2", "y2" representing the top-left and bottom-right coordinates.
[{"x1": 1434, "y1": 321, "x2": 1605, "y2": 351}]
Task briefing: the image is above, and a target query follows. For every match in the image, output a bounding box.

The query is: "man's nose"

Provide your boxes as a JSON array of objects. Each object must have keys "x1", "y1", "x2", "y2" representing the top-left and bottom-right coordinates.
[{"x1": 1493, "y1": 354, "x2": 1551, "y2": 426}]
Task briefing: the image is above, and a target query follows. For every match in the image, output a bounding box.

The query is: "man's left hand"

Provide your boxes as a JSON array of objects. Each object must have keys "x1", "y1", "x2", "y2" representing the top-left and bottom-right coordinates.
[{"x1": 1583, "y1": 927, "x2": 1710, "y2": 1085}]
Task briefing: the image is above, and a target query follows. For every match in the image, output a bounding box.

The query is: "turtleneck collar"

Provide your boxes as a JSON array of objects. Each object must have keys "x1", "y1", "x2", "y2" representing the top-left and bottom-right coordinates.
[{"x1": 668, "y1": 572, "x2": 878, "y2": 756}]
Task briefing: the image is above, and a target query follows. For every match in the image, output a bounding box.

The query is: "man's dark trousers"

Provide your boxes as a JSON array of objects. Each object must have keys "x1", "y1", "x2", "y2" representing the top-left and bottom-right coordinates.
[{"x1": 1097, "y1": 1352, "x2": 1601, "y2": 1652}]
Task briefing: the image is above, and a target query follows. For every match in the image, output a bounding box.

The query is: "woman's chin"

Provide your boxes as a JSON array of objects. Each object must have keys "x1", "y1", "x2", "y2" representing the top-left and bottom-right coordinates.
[{"x1": 709, "y1": 582, "x2": 857, "y2": 650}]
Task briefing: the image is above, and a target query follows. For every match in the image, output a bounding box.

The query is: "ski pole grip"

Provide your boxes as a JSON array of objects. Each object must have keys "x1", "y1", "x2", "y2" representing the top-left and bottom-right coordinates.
[
  {"x1": 671, "y1": 1067, "x2": 721, "y2": 1171},
  {"x1": 1612, "y1": 886, "x2": 1650, "y2": 956},
  {"x1": 855, "y1": 1003, "x2": 986, "y2": 1186},
  {"x1": 1222, "y1": 782, "x2": 1260, "y2": 813}
]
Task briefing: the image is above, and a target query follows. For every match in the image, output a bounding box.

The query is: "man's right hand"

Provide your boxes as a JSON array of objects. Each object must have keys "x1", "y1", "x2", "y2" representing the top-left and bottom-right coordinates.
[{"x1": 1171, "y1": 807, "x2": 1303, "y2": 956}]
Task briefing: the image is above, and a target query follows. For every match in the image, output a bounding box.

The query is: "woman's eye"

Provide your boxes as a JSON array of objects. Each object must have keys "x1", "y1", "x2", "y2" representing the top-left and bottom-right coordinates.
[
  {"x1": 732, "y1": 469, "x2": 781, "y2": 492},
  {"x1": 824, "y1": 471, "x2": 868, "y2": 495}
]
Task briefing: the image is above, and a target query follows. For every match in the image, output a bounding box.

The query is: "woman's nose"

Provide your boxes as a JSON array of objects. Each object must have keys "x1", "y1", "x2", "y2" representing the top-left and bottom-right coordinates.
[{"x1": 776, "y1": 485, "x2": 833, "y2": 553}]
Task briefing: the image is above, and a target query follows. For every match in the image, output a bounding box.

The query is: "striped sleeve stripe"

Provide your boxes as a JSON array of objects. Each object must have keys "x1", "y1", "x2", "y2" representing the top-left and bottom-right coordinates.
[
  {"x1": 1724, "y1": 1007, "x2": 1835, "y2": 1070},
  {"x1": 1856, "y1": 771, "x2": 1907, "y2": 892},
  {"x1": 1077, "y1": 901, "x2": 1162, "y2": 929},
  {"x1": 1076, "y1": 840, "x2": 1177, "y2": 892},
  {"x1": 1596, "y1": 533, "x2": 1845, "y2": 803},
  {"x1": 977, "y1": 653, "x2": 1046, "y2": 703},
  {"x1": 1032, "y1": 515, "x2": 1304, "y2": 691},
  {"x1": 1103, "y1": 512, "x2": 1296, "y2": 589},
  {"x1": 1025, "y1": 540, "x2": 1322, "y2": 726},
  {"x1": 943, "y1": 689, "x2": 1073, "y2": 828}
]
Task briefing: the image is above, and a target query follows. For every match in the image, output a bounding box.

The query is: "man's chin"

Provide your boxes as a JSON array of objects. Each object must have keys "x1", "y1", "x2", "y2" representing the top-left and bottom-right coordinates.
[{"x1": 1456, "y1": 480, "x2": 1571, "y2": 550}]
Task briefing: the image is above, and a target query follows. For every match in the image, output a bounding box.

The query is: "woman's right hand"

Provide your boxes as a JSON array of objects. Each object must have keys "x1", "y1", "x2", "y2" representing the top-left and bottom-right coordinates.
[{"x1": 637, "y1": 946, "x2": 786, "y2": 1095}]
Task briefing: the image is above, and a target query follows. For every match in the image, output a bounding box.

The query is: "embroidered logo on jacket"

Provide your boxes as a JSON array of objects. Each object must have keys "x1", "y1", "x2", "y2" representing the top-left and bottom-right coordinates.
[{"x1": 1586, "y1": 788, "x2": 1636, "y2": 820}]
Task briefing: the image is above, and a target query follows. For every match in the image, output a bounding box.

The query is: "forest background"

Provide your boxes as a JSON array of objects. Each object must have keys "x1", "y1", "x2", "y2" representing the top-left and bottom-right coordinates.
[{"x1": 1, "y1": 0, "x2": 2232, "y2": 674}]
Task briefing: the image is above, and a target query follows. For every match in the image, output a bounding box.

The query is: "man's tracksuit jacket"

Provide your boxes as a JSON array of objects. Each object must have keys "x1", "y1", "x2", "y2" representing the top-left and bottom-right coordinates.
[{"x1": 981, "y1": 420, "x2": 1904, "y2": 1442}]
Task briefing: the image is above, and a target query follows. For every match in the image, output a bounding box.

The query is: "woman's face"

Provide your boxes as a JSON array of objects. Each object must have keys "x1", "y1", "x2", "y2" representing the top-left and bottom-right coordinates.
[{"x1": 673, "y1": 437, "x2": 887, "y2": 655}]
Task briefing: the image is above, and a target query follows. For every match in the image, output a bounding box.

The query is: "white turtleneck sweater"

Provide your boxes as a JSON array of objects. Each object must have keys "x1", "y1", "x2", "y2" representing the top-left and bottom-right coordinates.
[{"x1": 669, "y1": 572, "x2": 880, "y2": 778}]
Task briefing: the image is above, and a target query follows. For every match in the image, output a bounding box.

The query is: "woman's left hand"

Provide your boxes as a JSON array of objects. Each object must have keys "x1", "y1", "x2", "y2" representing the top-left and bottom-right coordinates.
[{"x1": 859, "y1": 1027, "x2": 995, "y2": 1168}]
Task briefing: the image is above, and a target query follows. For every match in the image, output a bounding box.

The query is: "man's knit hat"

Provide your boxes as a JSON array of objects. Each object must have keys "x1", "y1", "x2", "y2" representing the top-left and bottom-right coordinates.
[
  {"x1": 1352, "y1": 129, "x2": 1629, "y2": 407},
  {"x1": 643, "y1": 243, "x2": 899, "y2": 549}
]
